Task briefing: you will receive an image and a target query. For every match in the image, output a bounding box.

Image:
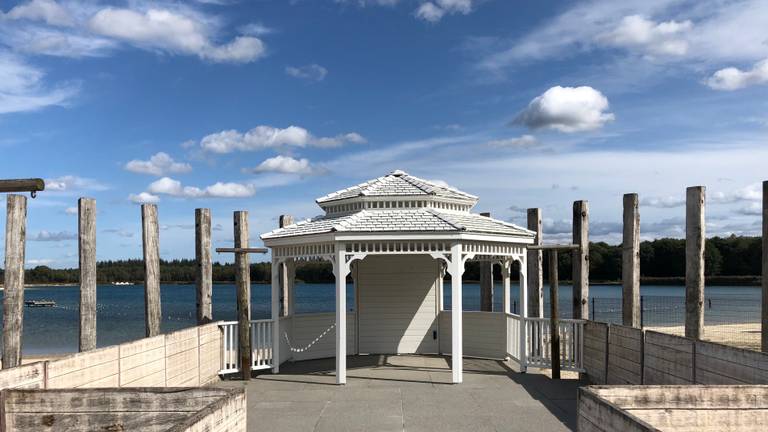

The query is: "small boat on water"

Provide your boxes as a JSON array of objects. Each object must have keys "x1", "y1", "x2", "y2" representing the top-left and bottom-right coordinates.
[
  {"x1": 25, "y1": 300, "x2": 56, "y2": 308},
  {"x1": 111, "y1": 281, "x2": 134, "y2": 286}
]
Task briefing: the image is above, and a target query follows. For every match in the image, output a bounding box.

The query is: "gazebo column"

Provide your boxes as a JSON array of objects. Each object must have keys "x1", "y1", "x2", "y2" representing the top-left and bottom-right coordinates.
[
  {"x1": 502, "y1": 261, "x2": 511, "y2": 314},
  {"x1": 518, "y1": 255, "x2": 528, "y2": 372},
  {"x1": 449, "y1": 243, "x2": 464, "y2": 384},
  {"x1": 271, "y1": 259, "x2": 281, "y2": 373},
  {"x1": 334, "y1": 246, "x2": 350, "y2": 385}
]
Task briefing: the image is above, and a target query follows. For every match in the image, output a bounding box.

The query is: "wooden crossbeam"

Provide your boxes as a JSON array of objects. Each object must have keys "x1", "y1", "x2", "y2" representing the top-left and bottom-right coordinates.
[
  {"x1": 0, "y1": 179, "x2": 45, "y2": 195},
  {"x1": 215, "y1": 247, "x2": 268, "y2": 254}
]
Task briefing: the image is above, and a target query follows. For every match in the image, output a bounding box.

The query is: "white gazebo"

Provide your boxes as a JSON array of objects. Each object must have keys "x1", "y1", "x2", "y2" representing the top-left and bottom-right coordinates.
[{"x1": 261, "y1": 170, "x2": 537, "y2": 384}]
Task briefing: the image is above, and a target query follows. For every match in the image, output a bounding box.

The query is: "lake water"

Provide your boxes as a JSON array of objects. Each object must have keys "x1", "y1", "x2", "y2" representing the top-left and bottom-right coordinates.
[{"x1": 2, "y1": 283, "x2": 761, "y2": 355}]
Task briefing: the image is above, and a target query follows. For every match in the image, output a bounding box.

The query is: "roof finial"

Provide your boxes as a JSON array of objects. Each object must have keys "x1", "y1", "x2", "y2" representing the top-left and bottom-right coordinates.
[{"x1": 390, "y1": 169, "x2": 407, "y2": 176}]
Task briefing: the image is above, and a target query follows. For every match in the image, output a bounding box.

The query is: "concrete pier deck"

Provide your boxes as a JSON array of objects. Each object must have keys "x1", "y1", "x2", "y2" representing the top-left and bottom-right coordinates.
[{"x1": 215, "y1": 355, "x2": 582, "y2": 432}]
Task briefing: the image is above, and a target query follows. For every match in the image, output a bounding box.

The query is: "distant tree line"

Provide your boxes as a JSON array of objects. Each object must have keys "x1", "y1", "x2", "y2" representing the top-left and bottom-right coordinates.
[{"x1": 0, "y1": 235, "x2": 762, "y2": 285}]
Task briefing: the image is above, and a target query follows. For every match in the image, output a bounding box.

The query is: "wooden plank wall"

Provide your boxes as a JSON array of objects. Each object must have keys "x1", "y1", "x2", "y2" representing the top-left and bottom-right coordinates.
[
  {"x1": 1, "y1": 323, "x2": 224, "y2": 391},
  {"x1": 438, "y1": 311, "x2": 507, "y2": 359},
  {"x1": 177, "y1": 387, "x2": 247, "y2": 432},
  {"x1": 577, "y1": 387, "x2": 654, "y2": 432},
  {"x1": 606, "y1": 325, "x2": 643, "y2": 385},
  {"x1": 643, "y1": 331, "x2": 695, "y2": 384},
  {"x1": 583, "y1": 322, "x2": 608, "y2": 384},
  {"x1": 694, "y1": 339, "x2": 768, "y2": 384}
]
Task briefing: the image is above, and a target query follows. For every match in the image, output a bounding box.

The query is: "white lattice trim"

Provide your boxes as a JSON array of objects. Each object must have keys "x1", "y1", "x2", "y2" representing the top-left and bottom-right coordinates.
[{"x1": 273, "y1": 243, "x2": 336, "y2": 261}]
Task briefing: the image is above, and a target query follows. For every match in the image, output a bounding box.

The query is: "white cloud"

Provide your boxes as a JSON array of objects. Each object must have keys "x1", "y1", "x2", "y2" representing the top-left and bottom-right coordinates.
[
  {"x1": 487, "y1": 135, "x2": 538, "y2": 148},
  {"x1": 706, "y1": 58, "x2": 768, "y2": 91},
  {"x1": 2, "y1": 26, "x2": 115, "y2": 57},
  {"x1": 598, "y1": 15, "x2": 692, "y2": 57},
  {"x1": 513, "y1": 86, "x2": 614, "y2": 133},
  {"x1": 0, "y1": 53, "x2": 78, "y2": 114},
  {"x1": 88, "y1": 7, "x2": 265, "y2": 63},
  {"x1": 415, "y1": 0, "x2": 473, "y2": 23},
  {"x1": 64, "y1": 206, "x2": 77, "y2": 215},
  {"x1": 285, "y1": 64, "x2": 328, "y2": 81},
  {"x1": 124, "y1": 152, "x2": 192, "y2": 176},
  {"x1": 199, "y1": 126, "x2": 366, "y2": 153},
  {"x1": 238, "y1": 23, "x2": 273, "y2": 36},
  {"x1": 103, "y1": 228, "x2": 134, "y2": 238},
  {"x1": 146, "y1": 177, "x2": 255, "y2": 198},
  {"x1": 640, "y1": 195, "x2": 685, "y2": 208},
  {"x1": 29, "y1": 230, "x2": 77, "y2": 241},
  {"x1": 710, "y1": 182, "x2": 762, "y2": 204},
  {"x1": 45, "y1": 175, "x2": 108, "y2": 192},
  {"x1": 249, "y1": 156, "x2": 324, "y2": 175},
  {"x1": 128, "y1": 192, "x2": 160, "y2": 204},
  {"x1": 5, "y1": 0, "x2": 74, "y2": 27}
]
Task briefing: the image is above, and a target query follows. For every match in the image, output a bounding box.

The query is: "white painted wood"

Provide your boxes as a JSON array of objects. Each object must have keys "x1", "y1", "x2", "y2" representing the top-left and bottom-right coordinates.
[
  {"x1": 502, "y1": 262, "x2": 511, "y2": 314},
  {"x1": 271, "y1": 260, "x2": 280, "y2": 374},
  {"x1": 439, "y1": 311, "x2": 506, "y2": 359},
  {"x1": 518, "y1": 256, "x2": 528, "y2": 372},
  {"x1": 334, "y1": 246, "x2": 348, "y2": 385},
  {"x1": 356, "y1": 255, "x2": 439, "y2": 354},
  {"x1": 449, "y1": 242, "x2": 463, "y2": 384}
]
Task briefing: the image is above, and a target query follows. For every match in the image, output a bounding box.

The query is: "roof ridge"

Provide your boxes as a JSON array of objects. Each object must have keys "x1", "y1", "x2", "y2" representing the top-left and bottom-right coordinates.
[
  {"x1": 403, "y1": 173, "x2": 478, "y2": 200},
  {"x1": 398, "y1": 173, "x2": 437, "y2": 195},
  {"x1": 425, "y1": 208, "x2": 466, "y2": 231},
  {"x1": 330, "y1": 210, "x2": 366, "y2": 232}
]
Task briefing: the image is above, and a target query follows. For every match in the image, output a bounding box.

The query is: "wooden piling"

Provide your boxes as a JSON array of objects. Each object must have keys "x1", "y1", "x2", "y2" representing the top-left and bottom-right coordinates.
[
  {"x1": 622, "y1": 194, "x2": 641, "y2": 328},
  {"x1": 141, "y1": 204, "x2": 161, "y2": 338},
  {"x1": 762, "y1": 181, "x2": 767, "y2": 352},
  {"x1": 549, "y1": 250, "x2": 560, "y2": 380},
  {"x1": 78, "y1": 198, "x2": 97, "y2": 352},
  {"x1": 279, "y1": 215, "x2": 294, "y2": 317},
  {"x1": 527, "y1": 208, "x2": 543, "y2": 317},
  {"x1": 572, "y1": 200, "x2": 589, "y2": 320},
  {"x1": 234, "y1": 211, "x2": 252, "y2": 380},
  {"x1": 2, "y1": 194, "x2": 27, "y2": 369},
  {"x1": 195, "y1": 208, "x2": 212, "y2": 325},
  {"x1": 685, "y1": 186, "x2": 705, "y2": 340},
  {"x1": 480, "y1": 212, "x2": 494, "y2": 312}
]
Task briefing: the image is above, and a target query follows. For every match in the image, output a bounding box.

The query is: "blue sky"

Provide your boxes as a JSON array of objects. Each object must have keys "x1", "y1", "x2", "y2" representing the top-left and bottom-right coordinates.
[{"x1": 1, "y1": 0, "x2": 767, "y2": 268}]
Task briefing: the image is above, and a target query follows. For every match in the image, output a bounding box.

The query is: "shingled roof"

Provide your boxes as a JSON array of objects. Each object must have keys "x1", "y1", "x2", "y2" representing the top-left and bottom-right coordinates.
[{"x1": 315, "y1": 170, "x2": 478, "y2": 205}]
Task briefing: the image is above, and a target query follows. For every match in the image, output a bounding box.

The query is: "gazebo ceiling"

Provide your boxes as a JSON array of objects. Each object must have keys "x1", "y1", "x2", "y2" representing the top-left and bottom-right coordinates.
[{"x1": 261, "y1": 170, "x2": 535, "y2": 241}]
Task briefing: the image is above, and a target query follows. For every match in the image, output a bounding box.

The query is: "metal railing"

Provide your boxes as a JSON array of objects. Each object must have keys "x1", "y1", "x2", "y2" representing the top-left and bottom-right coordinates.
[
  {"x1": 219, "y1": 319, "x2": 274, "y2": 374},
  {"x1": 506, "y1": 314, "x2": 585, "y2": 372}
]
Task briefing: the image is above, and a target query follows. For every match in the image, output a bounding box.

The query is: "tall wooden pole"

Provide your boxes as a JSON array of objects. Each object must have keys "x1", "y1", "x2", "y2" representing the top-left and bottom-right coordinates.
[
  {"x1": 234, "y1": 211, "x2": 252, "y2": 380},
  {"x1": 195, "y1": 208, "x2": 212, "y2": 324},
  {"x1": 761, "y1": 181, "x2": 767, "y2": 352},
  {"x1": 549, "y1": 250, "x2": 560, "y2": 380},
  {"x1": 622, "y1": 194, "x2": 641, "y2": 328},
  {"x1": 141, "y1": 204, "x2": 161, "y2": 338},
  {"x1": 572, "y1": 200, "x2": 589, "y2": 319},
  {"x1": 479, "y1": 212, "x2": 494, "y2": 312},
  {"x1": 279, "y1": 214, "x2": 294, "y2": 317},
  {"x1": 685, "y1": 186, "x2": 705, "y2": 340},
  {"x1": 2, "y1": 194, "x2": 27, "y2": 369},
  {"x1": 78, "y1": 198, "x2": 97, "y2": 351},
  {"x1": 527, "y1": 208, "x2": 543, "y2": 317}
]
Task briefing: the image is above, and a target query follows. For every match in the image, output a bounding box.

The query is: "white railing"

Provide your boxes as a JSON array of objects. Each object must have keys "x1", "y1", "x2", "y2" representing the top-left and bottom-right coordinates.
[
  {"x1": 219, "y1": 319, "x2": 274, "y2": 374},
  {"x1": 524, "y1": 317, "x2": 585, "y2": 372},
  {"x1": 506, "y1": 313, "x2": 522, "y2": 363}
]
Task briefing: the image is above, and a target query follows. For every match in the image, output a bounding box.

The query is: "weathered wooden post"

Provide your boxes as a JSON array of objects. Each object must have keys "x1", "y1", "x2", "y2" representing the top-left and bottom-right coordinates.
[
  {"x1": 141, "y1": 204, "x2": 161, "y2": 337},
  {"x1": 761, "y1": 181, "x2": 767, "y2": 352},
  {"x1": 2, "y1": 194, "x2": 27, "y2": 369},
  {"x1": 572, "y1": 200, "x2": 589, "y2": 319},
  {"x1": 622, "y1": 193, "x2": 641, "y2": 328},
  {"x1": 234, "y1": 211, "x2": 251, "y2": 380},
  {"x1": 479, "y1": 212, "x2": 494, "y2": 312},
  {"x1": 685, "y1": 186, "x2": 705, "y2": 340},
  {"x1": 78, "y1": 198, "x2": 97, "y2": 351},
  {"x1": 527, "y1": 208, "x2": 543, "y2": 317},
  {"x1": 279, "y1": 214, "x2": 294, "y2": 317},
  {"x1": 549, "y1": 250, "x2": 560, "y2": 380},
  {"x1": 195, "y1": 208, "x2": 212, "y2": 324}
]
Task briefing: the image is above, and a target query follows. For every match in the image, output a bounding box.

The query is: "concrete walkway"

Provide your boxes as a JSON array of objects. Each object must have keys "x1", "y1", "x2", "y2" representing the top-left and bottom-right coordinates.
[{"x1": 215, "y1": 355, "x2": 582, "y2": 432}]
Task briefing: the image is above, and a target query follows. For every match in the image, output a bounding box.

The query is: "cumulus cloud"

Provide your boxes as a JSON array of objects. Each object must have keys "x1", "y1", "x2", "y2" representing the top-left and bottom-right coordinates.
[
  {"x1": 487, "y1": 135, "x2": 538, "y2": 148},
  {"x1": 415, "y1": 0, "x2": 473, "y2": 22},
  {"x1": 640, "y1": 195, "x2": 685, "y2": 208},
  {"x1": 513, "y1": 86, "x2": 614, "y2": 133},
  {"x1": 285, "y1": 64, "x2": 328, "y2": 81},
  {"x1": 128, "y1": 192, "x2": 160, "y2": 204},
  {"x1": 199, "y1": 126, "x2": 366, "y2": 153},
  {"x1": 4, "y1": 0, "x2": 74, "y2": 27},
  {"x1": 706, "y1": 58, "x2": 768, "y2": 90},
  {"x1": 64, "y1": 206, "x2": 77, "y2": 215},
  {"x1": 249, "y1": 156, "x2": 325, "y2": 175},
  {"x1": 0, "y1": 53, "x2": 78, "y2": 114},
  {"x1": 29, "y1": 230, "x2": 77, "y2": 241},
  {"x1": 146, "y1": 177, "x2": 255, "y2": 198},
  {"x1": 598, "y1": 15, "x2": 692, "y2": 57},
  {"x1": 124, "y1": 152, "x2": 192, "y2": 176},
  {"x1": 45, "y1": 175, "x2": 108, "y2": 192}
]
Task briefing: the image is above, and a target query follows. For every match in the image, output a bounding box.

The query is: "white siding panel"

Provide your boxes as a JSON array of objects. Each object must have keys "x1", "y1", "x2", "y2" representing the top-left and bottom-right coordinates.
[
  {"x1": 357, "y1": 255, "x2": 440, "y2": 354},
  {"x1": 439, "y1": 311, "x2": 507, "y2": 359},
  {"x1": 289, "y1": 312, "x2": 356, "y2": 362}
]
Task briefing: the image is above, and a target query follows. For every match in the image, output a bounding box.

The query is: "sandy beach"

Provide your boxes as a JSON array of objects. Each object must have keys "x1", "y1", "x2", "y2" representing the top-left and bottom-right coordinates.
[{"x1": 646, "y1": 323, "x2": 762, "y2": 351}]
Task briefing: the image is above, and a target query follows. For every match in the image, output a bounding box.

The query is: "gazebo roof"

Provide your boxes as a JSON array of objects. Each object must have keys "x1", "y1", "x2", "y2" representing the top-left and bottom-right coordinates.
[{"x1": 262, "y1": 170, "x2": 535, "y2": 241}]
